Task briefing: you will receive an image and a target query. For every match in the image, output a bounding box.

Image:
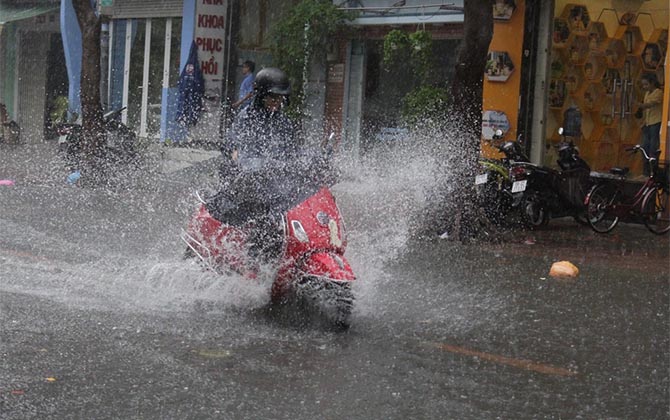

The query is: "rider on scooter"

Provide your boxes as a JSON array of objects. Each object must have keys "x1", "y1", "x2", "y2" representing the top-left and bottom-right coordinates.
[{"x1": 211, "y1": 67, "x2": 299, "y2": 259}]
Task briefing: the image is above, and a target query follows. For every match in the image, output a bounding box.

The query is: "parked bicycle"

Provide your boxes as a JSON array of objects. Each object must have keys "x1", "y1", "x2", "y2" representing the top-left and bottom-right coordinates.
[{"x1": 585, "y1": 145, "x2": 669, "y2": 235}]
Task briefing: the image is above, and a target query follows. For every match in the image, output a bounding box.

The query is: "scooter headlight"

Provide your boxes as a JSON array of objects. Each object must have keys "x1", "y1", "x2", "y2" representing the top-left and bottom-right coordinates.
[{"x1": 291, "y1": 220, "x2": 309, "y2": 243}]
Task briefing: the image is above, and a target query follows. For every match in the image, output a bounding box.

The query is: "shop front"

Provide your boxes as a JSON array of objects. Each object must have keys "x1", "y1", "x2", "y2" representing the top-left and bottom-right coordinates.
[
  {"x1": 482, "y1": 0, "x2": 668, "y2": 177},
  {"x1": 323, "y1": 0, "x2": 465, "y2": 157},
  {"x1": 545, "y1": 1, "x2": 668, "y2": 174},
  {"x1": 104, "y1": 0, "x2": 233, "y2": 143},
  {"x1": 103, "y1": 0, "x2": 184, "y2": 142},
  {"x1": 61, "y1": 0, "x2": 233, "y2": 143},
  {"x1": 0, "y1": 2, "x2": 65, "y2": 144}
]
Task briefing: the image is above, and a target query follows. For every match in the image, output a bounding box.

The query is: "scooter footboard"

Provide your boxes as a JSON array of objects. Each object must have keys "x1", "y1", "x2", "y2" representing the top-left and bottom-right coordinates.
[{"x1": 298, "y1": 252, "x2": 355, "y2": 282}]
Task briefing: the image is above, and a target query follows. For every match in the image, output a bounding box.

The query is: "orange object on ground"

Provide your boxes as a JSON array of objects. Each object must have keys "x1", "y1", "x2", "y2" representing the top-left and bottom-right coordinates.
[{"x1": 549, "y1": 261, "x2": 580, "y2": 278}]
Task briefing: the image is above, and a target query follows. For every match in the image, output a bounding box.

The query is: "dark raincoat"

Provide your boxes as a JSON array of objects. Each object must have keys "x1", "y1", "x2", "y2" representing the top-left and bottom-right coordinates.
[
  {"x1": 176, "y1": 41, "x2": 205, "y2": 127},
  {"x1": 228, "y1": 103, "x2": 298, "y2": 161},
  {"x1": 211, "y1": 101, "x2": 300, "y2": 225}
]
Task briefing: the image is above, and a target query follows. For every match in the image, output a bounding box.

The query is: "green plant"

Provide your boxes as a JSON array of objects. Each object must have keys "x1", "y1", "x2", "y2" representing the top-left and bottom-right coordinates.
[
  {"x1": 383, "y1": 29, "x2": 434, "y2": 84},
  {"x1": 49, "y1": 96, "x2": 69, "y2": 124},
  {"x1": 270, "y1": 0, "x2": 355, "y2": 115},
  {"x1": 409, "y1": 30, "x2": 433, "y2": 83},
  {"x1": 383, "y1": 29, "x2": 441, "y2": 126},
  {"x1": 383, "y1": 29, "x2": 411, "y2": 66},
  {"x1": 401, "y1": 85, "x2": 450, "y2": 126}
]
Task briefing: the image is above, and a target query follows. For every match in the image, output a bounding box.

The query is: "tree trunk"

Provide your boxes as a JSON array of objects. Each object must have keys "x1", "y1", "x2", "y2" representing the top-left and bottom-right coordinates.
[
  {"x1": 449, "y1": 0, "x2": 494, "y2": 240},
  {"x1": 71, "y1": 0, "x2": 106, "y2": 182},
  {"x1": 414, "y1": 0, "x2": 493, "y2": 241},
  {"x1": 452, "y1": 0, "x2": 493, "y2": 142}
]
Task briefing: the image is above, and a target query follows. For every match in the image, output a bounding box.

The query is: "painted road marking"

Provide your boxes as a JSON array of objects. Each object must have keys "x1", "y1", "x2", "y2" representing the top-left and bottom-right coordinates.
[{"x1": 436, "y1": 343, "x2": 578, "y2": 377}]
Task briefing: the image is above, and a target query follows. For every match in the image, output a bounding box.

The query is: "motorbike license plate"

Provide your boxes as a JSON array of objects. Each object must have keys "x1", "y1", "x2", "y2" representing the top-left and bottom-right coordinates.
[
  {"x1": 512, "y1": 180, "x2": 527, "y2": 193},
  {"x1": 475, "y1": 173, "x2": 488, "y2": 185}
]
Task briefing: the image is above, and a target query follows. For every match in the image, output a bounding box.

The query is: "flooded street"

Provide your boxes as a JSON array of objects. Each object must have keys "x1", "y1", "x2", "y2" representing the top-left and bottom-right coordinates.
[{"x1": 1, "y1": 143, "x2": 668, "y2": 419}]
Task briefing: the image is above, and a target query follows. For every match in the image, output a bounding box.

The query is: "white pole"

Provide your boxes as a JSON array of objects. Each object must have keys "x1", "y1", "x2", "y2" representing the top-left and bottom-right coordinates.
[
  {"x1": 140, "y1": 18, "x2": 151, "y2": 138},
  {"x1": 107, "y1": 20, "x2": 114, "y2": 110},
  {"x1": 163, "y1": 18, "x2": 172, "y2": 90},
  {"x1": 122, "y1": 19, "x2": 132, "y2": 124}
]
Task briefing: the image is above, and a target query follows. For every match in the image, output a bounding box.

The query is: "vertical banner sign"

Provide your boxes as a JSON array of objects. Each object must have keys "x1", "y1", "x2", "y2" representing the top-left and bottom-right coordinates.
[{"x1": 194, "y1": 0, "x2": 228, "y2": 98}]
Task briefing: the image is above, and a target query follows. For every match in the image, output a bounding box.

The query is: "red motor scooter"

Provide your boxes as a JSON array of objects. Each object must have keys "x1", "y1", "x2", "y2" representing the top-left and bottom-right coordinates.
[{"x1": 181, "y1": 145, "x2": 355, "y2": 328}]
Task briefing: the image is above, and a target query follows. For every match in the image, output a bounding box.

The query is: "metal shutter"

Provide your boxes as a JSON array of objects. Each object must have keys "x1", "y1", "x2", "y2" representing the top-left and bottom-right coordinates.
[{"x1": 112, "y1": 0, "x2": 183, "y2": 18}]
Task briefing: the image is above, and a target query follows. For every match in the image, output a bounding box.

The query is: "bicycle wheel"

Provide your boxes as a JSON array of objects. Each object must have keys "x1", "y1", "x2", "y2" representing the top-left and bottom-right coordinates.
[
  {"x1": 586, "y1": 184, "x2": 619, "y2": 233},
  {"x1": 641, "y1": 185, "x2": 670, "y2": 235}
]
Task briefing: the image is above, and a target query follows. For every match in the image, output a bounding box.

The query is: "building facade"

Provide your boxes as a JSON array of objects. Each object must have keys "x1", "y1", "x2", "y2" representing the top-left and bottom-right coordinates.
[
  {"x1": 1, "y1": 0, "x2": 667, "y2": 176},
  {"x1": 0, "y1": 0, "x2": 65, "y2": 143}
]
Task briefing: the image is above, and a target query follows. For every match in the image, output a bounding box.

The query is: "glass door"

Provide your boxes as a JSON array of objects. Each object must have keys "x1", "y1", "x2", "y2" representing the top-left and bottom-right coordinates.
[{"x1": 111, "y1": 17, "x2": 180, "y2": 140}]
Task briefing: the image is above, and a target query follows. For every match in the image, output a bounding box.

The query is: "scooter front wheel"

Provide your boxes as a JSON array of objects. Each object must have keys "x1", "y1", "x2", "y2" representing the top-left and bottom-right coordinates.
[
  {"x1": 296, "y1": 277, "x2": 354, "y2": 330},
  {"x1": 331, "y1": 284, "x2": 354, "y2": 330}
]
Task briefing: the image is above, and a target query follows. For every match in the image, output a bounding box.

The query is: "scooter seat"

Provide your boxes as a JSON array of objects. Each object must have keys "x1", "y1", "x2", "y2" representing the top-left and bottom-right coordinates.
[{"x1": 609, "y1": 167, "x2": 629, "y2": 177}]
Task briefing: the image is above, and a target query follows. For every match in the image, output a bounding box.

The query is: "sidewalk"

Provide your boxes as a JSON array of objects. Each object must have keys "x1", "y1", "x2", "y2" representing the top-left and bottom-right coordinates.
[
  {"x1": 155, "y1": 143, "x2": 220, "y2": 174},
  {"x1": 490, "y1": 217, "x2": 669, "y2": 273},
  {"x1": 0, "y1": 141, "x2": 66, "y2": 186},
  {"x1": 0, "y1": 140, "x2": 220, "y2": 185}
]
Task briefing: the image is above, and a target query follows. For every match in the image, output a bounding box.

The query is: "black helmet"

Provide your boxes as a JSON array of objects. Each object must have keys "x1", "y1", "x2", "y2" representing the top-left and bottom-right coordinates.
[{"x1": 254, "y1": 67, "x2": 291, "y2": 97}]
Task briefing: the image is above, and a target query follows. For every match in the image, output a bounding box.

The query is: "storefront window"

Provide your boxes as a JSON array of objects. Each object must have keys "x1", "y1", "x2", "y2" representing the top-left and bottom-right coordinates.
[
  {"x1": 547, "y1": 1, "x2": 668, "y2": 174},
  {"x1": 361, "y1": 38, "x2": 459, "y2": 152},
  {"x1": 147, "y1": 19, "x2": 168, "y2": 138},
  {"x1": 109, "y1": 17, "x2": 182, "y2": 140},
  {"x1": 127, "y1": 19, "x2": 146, "y2": 134},
  {"x1": 108, "y1": 20, "x2": 126, "y2": 112},
  {"x1": 169, "y1": 18, "x2": 182, "y2": 89}
]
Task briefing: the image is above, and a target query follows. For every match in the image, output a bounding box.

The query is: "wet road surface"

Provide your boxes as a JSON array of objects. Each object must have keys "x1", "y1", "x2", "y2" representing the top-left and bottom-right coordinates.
[{"x1": 0, "y1": 143, "x2": 668, "y2": 419}]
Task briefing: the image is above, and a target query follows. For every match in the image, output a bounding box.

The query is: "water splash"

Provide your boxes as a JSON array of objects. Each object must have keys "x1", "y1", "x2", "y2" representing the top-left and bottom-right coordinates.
[{"x1": 0, "y1": 122, "x2": 503, "y2": 335}]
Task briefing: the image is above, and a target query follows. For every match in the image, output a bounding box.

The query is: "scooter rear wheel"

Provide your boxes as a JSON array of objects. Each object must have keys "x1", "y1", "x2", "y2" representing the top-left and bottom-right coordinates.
[{"x1": 523, "y1": 200, "x2": 549, "y2": 227}]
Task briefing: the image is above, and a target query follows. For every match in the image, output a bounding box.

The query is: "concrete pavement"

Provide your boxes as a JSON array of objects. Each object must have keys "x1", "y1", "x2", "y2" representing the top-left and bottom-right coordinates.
[{"x1": 0, "y1": 140, "x2": 220, "y2": 185}]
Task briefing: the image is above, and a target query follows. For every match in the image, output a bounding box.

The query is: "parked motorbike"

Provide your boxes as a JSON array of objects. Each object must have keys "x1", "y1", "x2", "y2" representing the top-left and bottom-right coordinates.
[
  {"x1": 181, "y1": 139, "x2": 355, "y2": 328},
  {"x1": 58, "y1": 107, "x2": 138, "y2": 170},
  {"x1": 508, "y1": 128, "x2": 591, "y2": 227},
  {"x1": 475, "y1": 129, "x2": 530, "y2": 224}
]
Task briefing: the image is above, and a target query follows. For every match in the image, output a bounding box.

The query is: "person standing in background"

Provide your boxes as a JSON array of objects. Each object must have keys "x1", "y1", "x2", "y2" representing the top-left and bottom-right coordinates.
[
  {"x1": 232, "y1": 60, "x2": 256, "y2": 110},
  {"x1": 637, "y1": 73, "x2": 663, "y2": 177}
]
